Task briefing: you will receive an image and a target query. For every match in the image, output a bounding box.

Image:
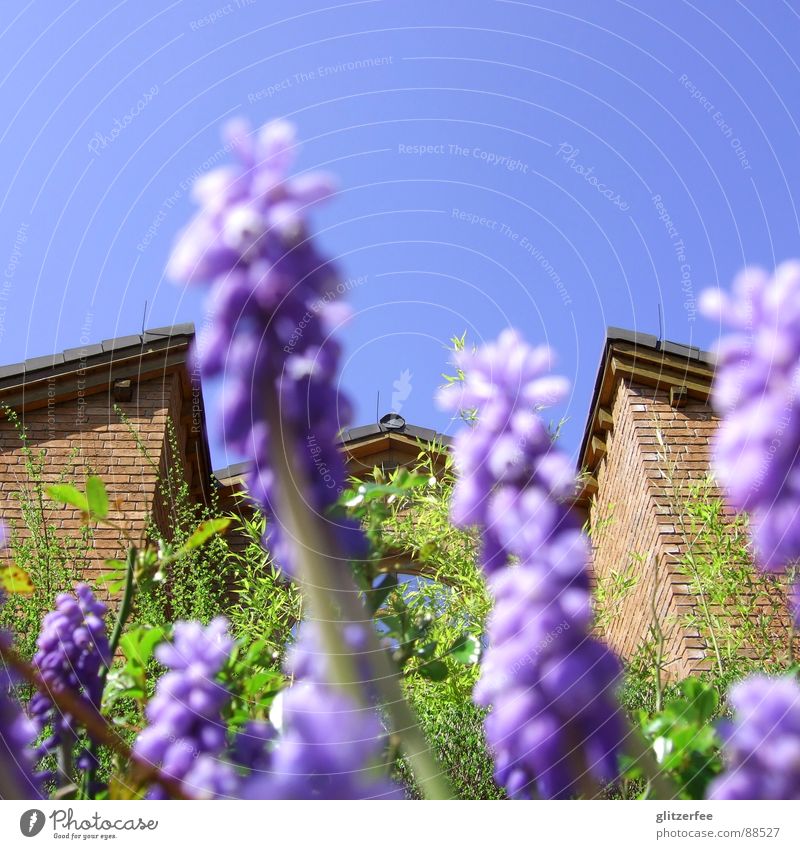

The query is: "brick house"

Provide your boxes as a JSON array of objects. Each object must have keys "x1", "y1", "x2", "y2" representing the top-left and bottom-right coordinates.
[
  {"x1": 0, "y1": 324, "x2": 214, "y2": 586},
  {"x1": 577, "y1": 327, "x2": 790, "y2": 679},
  {"x1": 0, "y1": 323, "x2": 788, "y2": 677},
  {"x1": 0, "y1": 324, "x2": 449, "y2": 584}
]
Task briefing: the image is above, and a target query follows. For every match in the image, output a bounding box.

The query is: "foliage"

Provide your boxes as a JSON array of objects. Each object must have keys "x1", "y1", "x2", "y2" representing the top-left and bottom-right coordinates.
[
  {"x1": 396, "y1": 687, "x2": 504, "y2": 799},
  {"x1": 676, "y1": 477, "x2": 789, "y2": 681},
  {"x1": 223, "y1": 499, "x2": 301, "y2": 657},
  {"x1": 341, "y1": 447, "x2": 487, "y2": 697},
  {"x1": 622, "y1": 677, "x2": 723, "y2": 800},
  {"x1": 117, "y1": 411, "x2": 234, "y2": 626},
  {"x1": 3, "y1": 369, "x2": 798, "y2": 801},
  {"x1": 0, "y1": 406, "x2": 92, "y2": 659}
]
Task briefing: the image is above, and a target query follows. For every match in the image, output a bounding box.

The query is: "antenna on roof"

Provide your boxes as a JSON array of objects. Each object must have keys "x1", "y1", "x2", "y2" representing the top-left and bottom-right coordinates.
[
  {"x1": 141, "y1": 300, "x2": 148, "y2": 336},
  {"x1": 376, "y1": 390, "x2": 380, "y2": 423},
  {"x1": 657, "y1": 301, "x2": 664, "y2": 349}
]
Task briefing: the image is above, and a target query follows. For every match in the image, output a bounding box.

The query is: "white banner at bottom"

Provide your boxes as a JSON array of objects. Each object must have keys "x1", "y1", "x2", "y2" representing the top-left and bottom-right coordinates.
[{"x1": 0, "y1": 799, "x2": 796, "y2": 848}]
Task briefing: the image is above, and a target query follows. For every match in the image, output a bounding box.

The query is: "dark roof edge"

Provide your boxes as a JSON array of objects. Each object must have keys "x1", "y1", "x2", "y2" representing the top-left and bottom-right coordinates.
[
  {"x1": 0, "y1": 322, "x2": 196, "y2": 384},
  {"x1": 605, "y1": 325, "x2": 714, "y2": 365},
  {"x1": 576, "y1": 326, "x2": 714, "y2": 472},
  {"x1": 213, "y1": 423, "x2": 452, "y2": 484}
]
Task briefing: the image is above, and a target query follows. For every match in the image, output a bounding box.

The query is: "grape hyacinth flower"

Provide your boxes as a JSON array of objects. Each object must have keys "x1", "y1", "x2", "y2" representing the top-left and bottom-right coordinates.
[
  {"x1": 700, "y1": 263, "x2": 800, "y2": 628},
  {"x1": 708, "y1": 674, "x2": 800, "y2": 799},
  {"x1": 30, "y1": 584, "x2": 110, "y2": 777},
  {"x1": 167, "y1": 117, "x2": 445, "y2": 800},
  {"x1": 242, "y1": 621, "x2": 401, "y2": 800},
  {"x1": 0, "y1": 629, "x2": 41, "y2": 799},
  {"x1": 167, "y1": 117, "x2": 357, "y2": 575},
  {"x1": 438, "y1": 329, "x2": 626, "y2": 798},
  {"x1": 700, "y1": 262, "x2": 800, "y2": 571},
  {"x1": 133, "y1": 618, "x2": 238, "y2": 799},
  {"x1": 0, "y1": 553, "x2": 41, "y2": 800}
]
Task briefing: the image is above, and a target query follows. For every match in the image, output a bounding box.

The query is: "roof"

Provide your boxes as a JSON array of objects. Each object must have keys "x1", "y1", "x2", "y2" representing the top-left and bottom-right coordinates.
[
  {"x1": 214, "y1": 413, "x2": 452, "y2": 488},
  {"x1": 577, "y1": 326, "x2": 716, "y2": 491},
  {"x1": 0, "y1": 322, "x2": 214, "y2": 503},
  {"x1": 0, "y1": 323, "x2": 196, "y2": 386}
]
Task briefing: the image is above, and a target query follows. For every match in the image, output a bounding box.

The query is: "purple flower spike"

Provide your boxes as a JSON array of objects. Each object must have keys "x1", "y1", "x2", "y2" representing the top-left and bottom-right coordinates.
[
  {"x1": 1, "y1": 587, "x2": 41, "y2": 799},
  {"x1": 133, "y1": 617, "x2": 236, "y2": 799},
  {"x1": 709, "y1": 674, "x2": 800, "y2": 800},
  {"x1": 30, "y1": 584, "x2": 110, "y2": 773},
  {"x1": 242, "y1": 622, "x2": 401, "y2": 800},
  {"x1": 438, "y1": 329, "x2": 626, "y2": 798},
  {"x1": 166, "y1": 116, "x2": 358, "y2": 578},
  {"x1": 700, "y1": 262, "x2": 800, "y2": 572}
]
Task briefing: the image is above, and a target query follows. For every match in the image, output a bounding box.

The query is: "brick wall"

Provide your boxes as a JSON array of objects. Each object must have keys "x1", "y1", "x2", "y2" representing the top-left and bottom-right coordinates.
[
  {"x1": 0, "y1": 374, "x2": 183, "y2": 589},
  {"x1": 589, "y1": 375, "x2": 791, "y2": 679}
]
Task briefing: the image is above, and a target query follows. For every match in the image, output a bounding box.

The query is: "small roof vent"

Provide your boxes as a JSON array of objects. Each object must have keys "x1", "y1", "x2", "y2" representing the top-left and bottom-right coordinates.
[{"x1": 379, "y1": 412, "x2": 406, "y2": 432}]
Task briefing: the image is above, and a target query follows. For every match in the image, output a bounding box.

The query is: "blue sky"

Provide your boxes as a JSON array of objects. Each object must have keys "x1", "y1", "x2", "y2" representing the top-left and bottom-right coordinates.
[{"x1": 1, "y1": 0, "x2": 799, "y2": 469}]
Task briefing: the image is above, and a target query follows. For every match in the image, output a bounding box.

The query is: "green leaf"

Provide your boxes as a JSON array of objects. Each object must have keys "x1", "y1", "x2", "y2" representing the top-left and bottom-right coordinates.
[
  {"x1": 0, "y1": 565, "x2": 34, "y2": 595},
  {"x1": 181, "y1": 518, "x2": 232, "y2": 552},
  {"x1": 120, "y1": 626, "x2": 164, "y2": 667},
  {"x1": 85, "y1": 475, "x2": 109, "y2": 519},
  {"x1": 365, "y1": 573, "x2": 398, "y2": 615},
  {"x1": 417, "y1": 659, "x2": 448, "y2": 681},
  {"x1": 378, "y1": 614, "x2": 403, "y2": 635},
  {"x1": 46, "y1": 484, "x2": 89, "y2": 513},
  {"x1": 415, "y1": 641, "x2": 437, "y2": 659},
  {"x1": 679, "y1": 678, "x2": 718, "y2": 723},
  {"x1": 449, "y1": 633, "x2": 481, "y2": 664}
]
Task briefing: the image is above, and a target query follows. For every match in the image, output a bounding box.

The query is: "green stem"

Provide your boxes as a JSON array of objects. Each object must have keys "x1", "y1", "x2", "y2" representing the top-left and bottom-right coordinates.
[
  {"x1": 625, "y1": 731, "x2": 679, "y2": 800},
  {"x1": 264, "y1": 394, "x2": 453, "y2": 799},
  {"x1": 105, "y1": 546, "x2": 137, "y2": 672},
  {"x1": 649, "y1": 553, "x2": 665, "y2": 714},
  {"x1": 83, "y1": 545, "x2": 136, "y2": 797}
]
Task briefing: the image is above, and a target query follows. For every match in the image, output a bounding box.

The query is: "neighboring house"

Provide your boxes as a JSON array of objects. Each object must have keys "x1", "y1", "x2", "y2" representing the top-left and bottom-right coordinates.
[
  {"x1": 0, "y1": 323, "x2": 790, "y2": 677},
  {"x1": 0, "y1": 324, "x2": 212, "y2": 588},
  {"x1": 0, "y1": 325, "x2": 449, "y2": 586},
  {"x1": 577, "y1": 327, "x2": 790, "y2": 679}
]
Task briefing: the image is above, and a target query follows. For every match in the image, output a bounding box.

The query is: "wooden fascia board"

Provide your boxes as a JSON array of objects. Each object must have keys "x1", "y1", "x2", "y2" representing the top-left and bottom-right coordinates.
[
  {"x1": 612, "y1": 342, "x2": 715, "y2": 383},
  {"x1": 610, "y1": 357, "x2": 711, "y2": 398},
  {"x1": 0, "y1": 347, "x2": 191, "y2": 411}
]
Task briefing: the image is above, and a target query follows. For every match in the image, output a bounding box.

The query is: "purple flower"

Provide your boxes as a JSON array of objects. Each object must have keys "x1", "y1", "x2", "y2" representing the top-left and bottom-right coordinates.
[
  {"x1": 167, "y1": 117, "x2": 398, "y2": 801},
  {"x1": 30, "y1": 584, "x2": 110, "y2": 775},
  {"x1": 438, "y1": 329, "x2": 626, "y2": 798},
  {"x1": 133, "y1": 618, "x2": 237, "y2": 799},
  {"x1": 167, "y1": 117, "x2": 357, "y2": 577},
  {"x1": 709, "y1": 674, "x2": 800, "y2": 799},
  {"x1": 0, "y1": 587, "x2": 41, "y2": 799},
  {"x1": 242, "y1": 622, "x2": 401, "y2": 800},
  {"x1": 0, "y1": 527, "x2": 38, "y2": 799},
  {"x1": 0, "y1": 640, "x2": 41, "y2": 799},
  {"x1": 700, "y1": 262, "x2": 800, "y2": 571}
]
